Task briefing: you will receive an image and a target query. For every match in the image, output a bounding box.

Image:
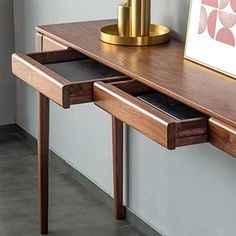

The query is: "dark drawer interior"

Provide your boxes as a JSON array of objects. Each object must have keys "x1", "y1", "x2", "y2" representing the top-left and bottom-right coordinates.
[
  {"x1": 45, "y1": 58, "x2": 122, "y2": 83},
  {"x1": 137, "y1": 92, "x2": 204, "y2": 120}
]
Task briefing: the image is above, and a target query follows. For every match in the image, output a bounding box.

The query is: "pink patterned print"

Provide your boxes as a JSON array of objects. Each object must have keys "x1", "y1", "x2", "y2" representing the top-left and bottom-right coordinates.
[
  {"x1": 219, "y1": 0, "x2": 229, "y2": 8},
  {"x1": 199, "y1": 6, "x2": 208, "y2": 33},
  {"x1": 216, "y1": 28, "x2": 236, "y2": 45},
  {"x1": 230, "y1": 0, "x2": 236, "y2": 12},
  {"x1": 207, "y1": 10, "x2": 218, "y2": 38},
  {"x1": 219, "y1": 11, "x2": 236, "y2": 27},
  {"x1": 202, "y1": 0, "x2": 218, "y2": 7},
  {"x1": 198, "y1": 0, "x2": 236, "y2": 47}
]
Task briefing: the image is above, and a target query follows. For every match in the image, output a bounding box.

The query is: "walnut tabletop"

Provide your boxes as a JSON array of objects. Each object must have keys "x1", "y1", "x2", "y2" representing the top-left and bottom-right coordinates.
[{"x1": 37, "y1": 19, "x2": 236, "y2": 128}]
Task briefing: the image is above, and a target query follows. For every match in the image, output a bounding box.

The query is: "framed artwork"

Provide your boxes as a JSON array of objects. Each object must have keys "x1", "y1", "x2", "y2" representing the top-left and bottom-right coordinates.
[{"x1": 185, "y1": 0, "x2": 236, "y2": 78}]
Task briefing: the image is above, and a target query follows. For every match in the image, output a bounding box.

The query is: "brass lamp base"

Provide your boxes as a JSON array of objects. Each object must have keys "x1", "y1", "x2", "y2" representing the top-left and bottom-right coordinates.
[{"x1": 100, "y1": 24, "x2": 170, "y2": 46}]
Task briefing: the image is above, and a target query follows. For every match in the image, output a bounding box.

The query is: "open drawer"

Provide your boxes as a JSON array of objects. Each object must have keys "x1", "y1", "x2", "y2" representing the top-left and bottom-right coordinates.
[
  {"x1": 94, "y1": 80, "x2": 208, "y2": 149},
  {"x1": 12, "y1": 49, "x2": 128, "y2": 108}
]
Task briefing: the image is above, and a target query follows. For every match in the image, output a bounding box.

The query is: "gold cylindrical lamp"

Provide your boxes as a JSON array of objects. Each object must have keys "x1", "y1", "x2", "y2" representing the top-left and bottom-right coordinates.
[
  {"x1": 118, "y1": 0, "x2": 131, "y2": 37},
  {"x1": 100, "y1": 0, "x2": 170, "y2": 46},
  {"x1": 130, "y1": 0, "x2": 151, "y2": 37}
]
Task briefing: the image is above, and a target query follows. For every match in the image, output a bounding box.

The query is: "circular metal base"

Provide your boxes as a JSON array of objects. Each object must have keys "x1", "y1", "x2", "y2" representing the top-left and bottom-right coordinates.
[{"x1": 100, "y1": 24, "x2": 170, "y2": 46}]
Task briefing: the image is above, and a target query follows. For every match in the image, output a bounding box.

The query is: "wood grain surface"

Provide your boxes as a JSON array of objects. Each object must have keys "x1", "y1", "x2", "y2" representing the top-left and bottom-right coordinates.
[
  {"x1": 112, "y1": 117, "x2": 125, "y2": 220},
  {"x1": 94, "y1": 81, "x2": 208, "y2": 149},
  {"x1": 12, "y1": 48, "x2": 128, "y2": 108},
  {"x1": 37, "y1": 93, "x2": 49, "y2": 234},
  {"x1": 36, "y1": 20, "x2": 236, "y2": 128}
]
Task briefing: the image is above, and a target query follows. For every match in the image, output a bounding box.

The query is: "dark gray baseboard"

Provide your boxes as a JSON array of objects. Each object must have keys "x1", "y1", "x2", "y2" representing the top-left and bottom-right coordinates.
[
  {"x1": 16, "y1": 124, "x2": 37, "y2": 146},
  {"x1": 0, "y1": 124, "x2": 18, "y2": 135},
  {"x1": 2, "y1": 123, "x2": 162, "y2": 236}
]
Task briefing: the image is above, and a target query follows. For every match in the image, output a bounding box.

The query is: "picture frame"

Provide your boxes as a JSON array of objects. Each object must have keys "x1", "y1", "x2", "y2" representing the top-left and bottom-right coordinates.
[{"x1": 184, "y1": 0, "x2": 236, "y2": 78}]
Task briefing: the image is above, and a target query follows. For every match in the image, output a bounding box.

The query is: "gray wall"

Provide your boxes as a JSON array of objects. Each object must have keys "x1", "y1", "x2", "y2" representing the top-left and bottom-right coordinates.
[
  {"x1": 0, "y1": 0, "x2": 15, "y2": 125},
  {"x1": 13, "y1": 1, "x2": 236, "y2": 236}
]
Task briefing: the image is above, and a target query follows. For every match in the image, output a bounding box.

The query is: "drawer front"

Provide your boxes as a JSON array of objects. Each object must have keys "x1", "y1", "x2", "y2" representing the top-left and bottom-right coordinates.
[
  {"x1": 36, "y1": 32, "x2": 43, "y2": 52},
  {"x1": 94, "y1": 80, "x2": 208, "y2": 149},
  {"x1": 42, "y1": 36, "x2": 68, "y2": 51},
  {"x1": 209, "y1": 118, "x2": 236, "y2": 157},
  {"x1": 12, "y1": 49, "x2": 128, "y2": 108}
]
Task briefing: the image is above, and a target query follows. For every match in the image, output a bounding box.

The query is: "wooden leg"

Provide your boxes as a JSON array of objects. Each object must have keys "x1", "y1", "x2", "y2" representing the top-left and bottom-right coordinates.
[
  {"x1": 37, "y1": 93, "x2": 49, "y2": 234},
  {"x1": 112, "y1": 116, "x2": 125, "y2": 220}
]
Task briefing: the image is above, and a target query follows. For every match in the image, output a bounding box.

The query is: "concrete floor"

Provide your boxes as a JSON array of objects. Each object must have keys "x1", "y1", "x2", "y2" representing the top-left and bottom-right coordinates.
[{"x1": 0, "y1": 133, "x2": 144, "y2": 236}]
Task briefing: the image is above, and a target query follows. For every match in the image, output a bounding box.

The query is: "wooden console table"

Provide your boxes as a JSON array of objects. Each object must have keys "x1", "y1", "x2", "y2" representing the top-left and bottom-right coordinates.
[{"x1": 12, "y1": 19, "x2": 236, "y2": 234}]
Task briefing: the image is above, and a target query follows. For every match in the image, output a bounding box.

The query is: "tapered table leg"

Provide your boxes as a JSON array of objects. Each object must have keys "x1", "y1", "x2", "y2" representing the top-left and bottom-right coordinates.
[
  {"x1": 37, "y1": 92, "x2": 49, "y2": 234},
  {"x1": 112, "y1": 116, "x2": 125, "y2": 220}
]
